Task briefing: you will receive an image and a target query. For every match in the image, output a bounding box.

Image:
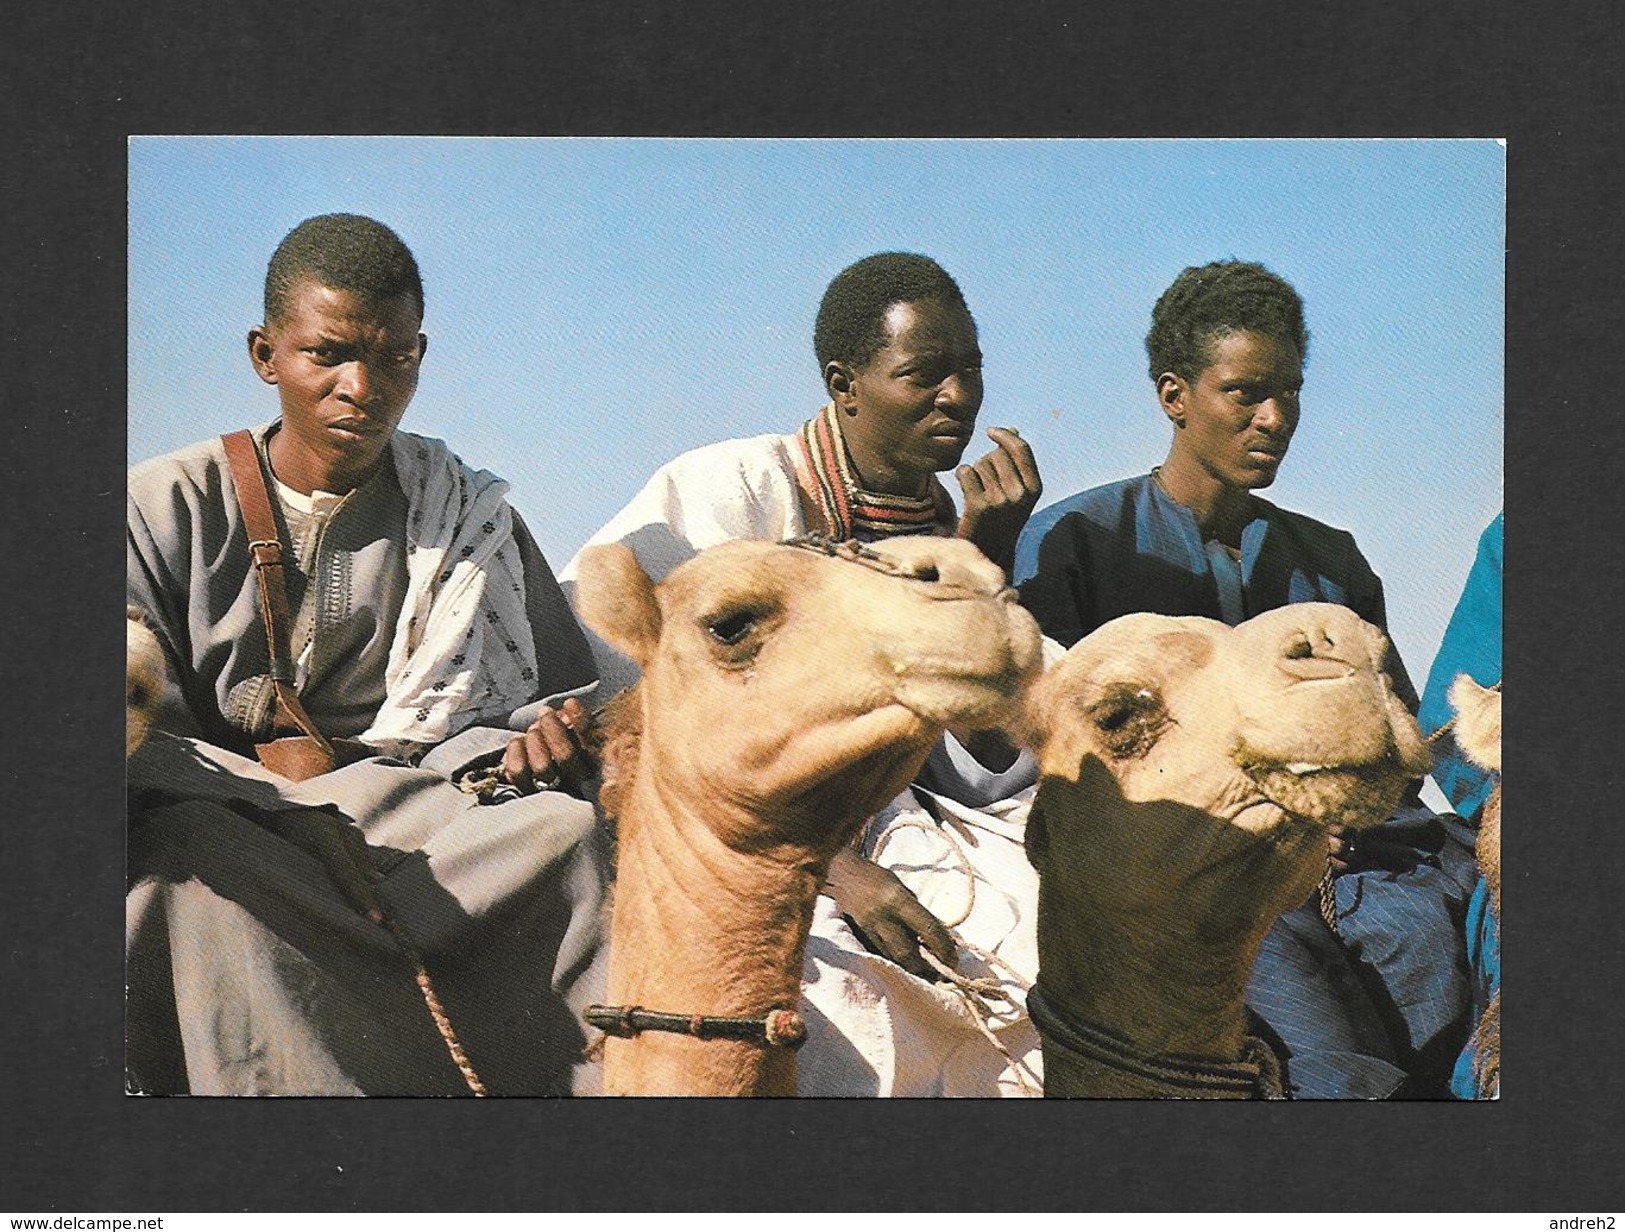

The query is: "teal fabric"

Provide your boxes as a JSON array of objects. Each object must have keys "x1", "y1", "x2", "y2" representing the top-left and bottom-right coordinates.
[
  {"x1": 1449, "y1": 877, "x2": 1501, "y2": 1098},
  {"x1": 1418, "y1": 512, "x2": 1503, "y2": 1099},
  {"x1": 1419, "y1": 513, "x2": 1503, "y2": 821}
]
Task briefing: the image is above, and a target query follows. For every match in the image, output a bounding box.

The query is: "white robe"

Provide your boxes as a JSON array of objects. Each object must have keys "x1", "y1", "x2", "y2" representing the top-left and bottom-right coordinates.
[{"x1": 562, "y1": 432, "x2": 1045, "y2": 1096}]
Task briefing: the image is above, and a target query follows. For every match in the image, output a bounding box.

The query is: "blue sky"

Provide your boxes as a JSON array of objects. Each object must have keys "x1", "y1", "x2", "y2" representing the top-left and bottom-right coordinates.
[{"x1": 129, "y1": 137, "x2": 1503, "y2": 774}]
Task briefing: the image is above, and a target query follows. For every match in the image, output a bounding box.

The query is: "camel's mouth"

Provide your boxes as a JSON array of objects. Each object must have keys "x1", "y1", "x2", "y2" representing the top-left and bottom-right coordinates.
[
  {"x1": 894, "y1": 663, "x2": 1033, "y2": 728},
  {"x1": 1239, "y1": 758, "x2": 1413, "y2": 831},
  {"x1": 886, "y1": 601, "x2": 1043, "y2": 726}
]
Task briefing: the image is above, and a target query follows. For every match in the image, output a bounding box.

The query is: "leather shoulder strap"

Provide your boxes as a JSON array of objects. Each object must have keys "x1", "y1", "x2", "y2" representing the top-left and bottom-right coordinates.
[
  {"x1": 221, "y1": 429, "x2": 281, "y2": 546},
  {"x1": 219, "y1": 431, "x2": 333, "y2": 752}
]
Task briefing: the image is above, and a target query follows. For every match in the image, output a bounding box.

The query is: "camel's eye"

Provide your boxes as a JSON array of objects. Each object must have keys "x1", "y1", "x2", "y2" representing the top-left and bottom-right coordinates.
[
  {"x1": 1089, "y1": 686, "x2": 1168, "y2": 759},
  {"x1": 707, "y1": 612, "x2": 757, "y2": 646},
  {"x1": 1092, "y1": 686, "x2": 1156, "y2": 731},
  {"x1": 127, "y1": 683, "x2": 150, "y2": 709},
  {"x1": 700, "y1": 595, "x2": 781, "y2": 666}
]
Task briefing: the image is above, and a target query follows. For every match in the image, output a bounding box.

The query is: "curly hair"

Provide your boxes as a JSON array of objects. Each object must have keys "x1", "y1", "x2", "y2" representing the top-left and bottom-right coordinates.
[
  {"x1": 813, "y1": 252, "x2": 971, "y2": 371},
  {"x1": 264, "y1": 214, "x2": 424, "y2": 326},
  {"x1": 1145, "y1": 260, "x2": 1309, "y2": 382}
]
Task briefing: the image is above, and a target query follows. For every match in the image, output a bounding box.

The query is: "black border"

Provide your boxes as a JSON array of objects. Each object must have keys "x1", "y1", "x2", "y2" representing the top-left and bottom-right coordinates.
[{"x1": 6, "y1": 0, "x2": 1621, "y2": 1213}]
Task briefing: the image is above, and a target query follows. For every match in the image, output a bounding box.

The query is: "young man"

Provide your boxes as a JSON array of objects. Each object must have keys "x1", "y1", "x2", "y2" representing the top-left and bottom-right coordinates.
[
  {"x1": 562, "y1": 252, "x2": 1050, "y2": 1094},
  {"x1": 126, "y1": 214, "x2": 609, "y2": 1095},
  {"x1": 1015, "y1": 260, "x2": 1478, "y2": 1098}
]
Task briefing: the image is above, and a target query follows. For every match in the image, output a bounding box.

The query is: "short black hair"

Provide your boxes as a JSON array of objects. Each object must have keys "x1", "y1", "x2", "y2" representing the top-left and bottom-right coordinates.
[
  {"x1": 263, "y1": 213, "x2": 424, "y2": 326},
  {"x1": 1145, "y1": 259, "x2": 1309, "y2": 382},
  {"x1": 814, "y1": 252, "x2": 971, "y2": 370}
]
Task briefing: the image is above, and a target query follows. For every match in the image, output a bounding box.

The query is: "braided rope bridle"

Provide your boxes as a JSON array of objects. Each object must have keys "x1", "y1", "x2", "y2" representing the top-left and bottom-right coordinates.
[
  {"x1": 781, "y1": 532, "x2": 919, "y2": 574},
  {"x1": 583, "y1": 1004, "x2": 809, "y2": 1049}
]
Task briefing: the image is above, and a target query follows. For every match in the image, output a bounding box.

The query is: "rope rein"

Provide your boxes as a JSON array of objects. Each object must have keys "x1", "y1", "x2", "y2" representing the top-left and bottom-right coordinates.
[
  {"x1": 379, "y1": 911, "x2": 488, "y2": 1096},
  {"x1": 870, "y1": 808, "x2": 1042, "y2": 1097}
]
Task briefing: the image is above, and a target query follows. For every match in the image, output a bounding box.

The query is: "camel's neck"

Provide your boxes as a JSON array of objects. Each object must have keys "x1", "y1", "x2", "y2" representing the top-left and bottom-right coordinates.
[
  {"x1": 1031, "y1": 783, "x2": 1320, "y2": 1069},
  {"x1": 601, "y1": 773, "x2": 831, "y2": 1096},
  {"x1": 1038, "y1": 907, "x2": 1262, "y2": 1063}
]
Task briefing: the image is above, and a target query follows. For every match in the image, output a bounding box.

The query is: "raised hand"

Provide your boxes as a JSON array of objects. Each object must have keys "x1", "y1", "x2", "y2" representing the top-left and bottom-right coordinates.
[{"x1": 956, "y1": 425, "x2": 1042, "y2": 577}]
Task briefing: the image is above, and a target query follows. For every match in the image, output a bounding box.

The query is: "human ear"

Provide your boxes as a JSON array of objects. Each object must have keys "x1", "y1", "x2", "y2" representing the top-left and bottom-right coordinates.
[
  {"x1": 1156, "y1": 372, "x2": 1185, "y2": 427},
  {"x1": 417, "y1": 332, "x2": 428, "y2": 363},
  {"x1": 824, "y1": 360, "x2": 858, "y2": 413},
  {"x1": 248, "y1": 327, "x2": 279, "y2": 386},
  {"x1": 573, "y1": 544, "x2": 662, "y2": 668}
]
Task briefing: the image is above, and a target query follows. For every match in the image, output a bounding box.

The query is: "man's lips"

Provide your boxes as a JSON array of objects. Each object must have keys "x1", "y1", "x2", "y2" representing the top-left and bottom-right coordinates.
[{"x1": 328, "y1": 417, "x2": 387, "y2": 439}]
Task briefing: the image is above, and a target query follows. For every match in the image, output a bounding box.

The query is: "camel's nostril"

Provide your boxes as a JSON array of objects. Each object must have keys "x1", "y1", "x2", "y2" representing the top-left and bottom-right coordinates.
[
  {"x1": 915, "y1": 565, "x2": 940, "y2": 583},
  {"x1": 1278, "y1": 628, "x2": 1359, "y2": 680}
]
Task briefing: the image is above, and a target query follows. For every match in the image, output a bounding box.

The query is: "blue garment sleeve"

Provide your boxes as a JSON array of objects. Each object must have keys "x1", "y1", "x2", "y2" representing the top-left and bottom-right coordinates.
[
  {"x1": 1014, "y1": 500, "x2": 1094, "y2": 648},
  {"x1": 1418, "y1": 514, "x2": 1503, "y2": 819},
  {"x1": 1012, "y1": 510, "x2": 1045, "y2": 588}
]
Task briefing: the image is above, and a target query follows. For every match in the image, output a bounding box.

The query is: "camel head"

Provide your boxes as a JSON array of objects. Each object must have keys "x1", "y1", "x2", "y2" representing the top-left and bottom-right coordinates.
[
  {"x1": 573, "y1": 536, "x2": 1042, "y2": 1096},
  {"x1": 1449, "y1": 672, "x2": 1501, "y2": 918},
  {"x1": 1020, "y1": 603, "x2": 1430, "y2": 1065},
  {"x1": 1446, "y1": 671, "x2": 1500, "y2": 901},
  {"x1": 1448, "y1": 674, "x2": 1501, "y2": 777},
  {"x1": 576, "y1": 536, "x2": 1043, "y2": 855},
  {"x1": 127, "y1": 606, "x2": 166, "y2": 758}
]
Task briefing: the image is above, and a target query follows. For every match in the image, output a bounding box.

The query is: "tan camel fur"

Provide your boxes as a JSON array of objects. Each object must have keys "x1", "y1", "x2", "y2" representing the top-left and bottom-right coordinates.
[
  {"x1": 1020, "y1": 603, "x2": 1431, "y2": 1097},
  {"x1": 1448, "y1": 673, "x2": 1501, "y2": 1096},
  {"x1": 573, "y1": 536, "x2": 1042, "y2": 1096},
  {"x1": 127, "y1": 607, "x2": 166, "y2": 758}
]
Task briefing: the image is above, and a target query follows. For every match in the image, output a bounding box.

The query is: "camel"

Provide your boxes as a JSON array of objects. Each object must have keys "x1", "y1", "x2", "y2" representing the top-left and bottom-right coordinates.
[
  {"x1": 1018, "y1": 603, "x2": 1432, "y2": 1098},
  {"x1": 1448, "y1": 673, "x2": 1501, "y2": 1097},
  {"x1": 571, "y1": 534, "x2": 1043, "y2": 1095},
  {"x1": 127, "y1": 607, "x2": 166, "y2": 757}
]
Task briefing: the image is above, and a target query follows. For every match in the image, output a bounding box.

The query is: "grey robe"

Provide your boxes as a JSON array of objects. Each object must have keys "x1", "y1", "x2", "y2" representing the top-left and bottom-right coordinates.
[{"x1": 127, "y1": 427, "x2": 609, "y2": 1096}]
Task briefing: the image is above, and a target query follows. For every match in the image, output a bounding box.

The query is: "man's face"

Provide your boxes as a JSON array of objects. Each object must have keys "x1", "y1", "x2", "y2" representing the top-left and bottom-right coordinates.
[
  {"x1": 248, "y1": 279, "x2": 426, "y2": 490},
  {"x1": 832, "y1": 297, "x2": 985, "y2": 483},
  {"x1": 1162, "y1": 329, "x2": 1302, "y2": 492}
]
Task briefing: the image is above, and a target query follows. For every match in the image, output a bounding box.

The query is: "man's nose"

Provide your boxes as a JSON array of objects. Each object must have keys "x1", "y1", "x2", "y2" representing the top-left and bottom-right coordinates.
[
  {"x1": 936, "y1": 371, "x2": 977, "y2": 411},
  {"x1": 335, "y1": 360, "x2": 374, "y2": 407},
  {"x1": 1253, "y1": 397, "x2": 1289, "y2": 433}
]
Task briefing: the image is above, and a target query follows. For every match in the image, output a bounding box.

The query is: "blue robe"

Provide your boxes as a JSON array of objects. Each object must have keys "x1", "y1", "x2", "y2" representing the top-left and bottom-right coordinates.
[
  {"x1": 1014, "y1": 474, "x2": 1418, "y2": 704},
  {"x1": 1418, "y1": 513, "x2": 1502, "y2": 822},
  {"x1": 1015, "y1": 475, "x2": 1477, "y2": 1098}
]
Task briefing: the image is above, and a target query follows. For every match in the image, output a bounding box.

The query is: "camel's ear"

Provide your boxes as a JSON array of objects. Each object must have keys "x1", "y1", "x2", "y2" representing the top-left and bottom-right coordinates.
[{"x1": 574, "y1": 544, "x2": 662, "y2": 668}]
